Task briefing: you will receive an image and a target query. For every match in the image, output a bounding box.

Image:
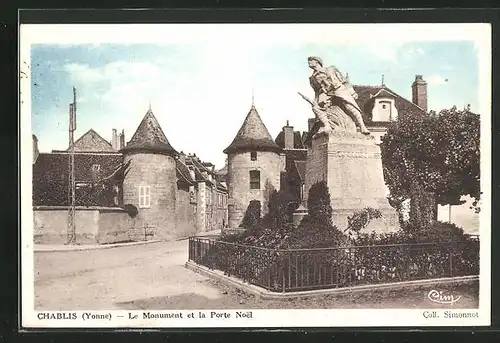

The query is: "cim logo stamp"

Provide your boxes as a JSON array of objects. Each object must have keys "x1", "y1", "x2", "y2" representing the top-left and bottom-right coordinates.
[{"x1": 427, "y1": 290, "x2": 461, "y2": 304}]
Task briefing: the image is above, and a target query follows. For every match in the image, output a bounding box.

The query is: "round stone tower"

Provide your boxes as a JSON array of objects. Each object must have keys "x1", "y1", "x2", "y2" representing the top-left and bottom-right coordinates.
[
  {"x1": 120, "y1": 106, "x2": 179, "y2": 240},
  {"x1": 223, "y1": 99, "x2": 283, "y2": 229}
]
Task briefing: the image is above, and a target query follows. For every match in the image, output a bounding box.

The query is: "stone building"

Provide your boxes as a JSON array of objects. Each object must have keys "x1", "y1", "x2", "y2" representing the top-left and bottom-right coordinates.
[
  {"x1": 32, "y1": 106, "x2": 227, "y2": 244},
  {"x1": 223, "y1": 99, "x2": 284, "y2": 229}
]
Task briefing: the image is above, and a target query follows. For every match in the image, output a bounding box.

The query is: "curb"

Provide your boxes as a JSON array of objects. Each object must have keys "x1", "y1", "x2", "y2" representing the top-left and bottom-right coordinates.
[
  {"x1": 176, "y1": 231, "x2": 222, "y2": 241},
  {"x1": 34, "y1": 239, "x2": 162, "y2": 253},
  {"x1": 185, "y1": 260, "x2": 479, "y2": 300}
]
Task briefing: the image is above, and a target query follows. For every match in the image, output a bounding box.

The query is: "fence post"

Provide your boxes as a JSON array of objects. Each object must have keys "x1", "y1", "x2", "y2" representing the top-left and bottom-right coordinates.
[
  {"x1": 282, "y1": 253, "x2": 286, "y2": 293},
  {"x1": 267, "y1": 251, "x2": 271, "y2": 291}
]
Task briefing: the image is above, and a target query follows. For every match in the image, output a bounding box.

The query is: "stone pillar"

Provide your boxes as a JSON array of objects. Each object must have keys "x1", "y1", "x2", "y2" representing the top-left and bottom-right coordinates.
[
  {"x1": 292, "y1": 203, "x2": 308, "y2": 227},
  {"x1": 305, "y1": 131, "x2": 398, "y2": 233}
]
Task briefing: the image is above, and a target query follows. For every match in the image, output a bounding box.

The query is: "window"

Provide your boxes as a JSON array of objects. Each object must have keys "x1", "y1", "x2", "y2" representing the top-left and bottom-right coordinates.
[
  {"x1": 139, "y1": 185, "x2": 151, "y2": 208},
  {"x1": 382, "y1": 104, "x2": 387, "y2": 109},
  {"x1": 249, "y1": 170, "x2": 260, "y2": 190},
  {"x1": 250, "y1": 151, "x2": 257, "y2": 161}
]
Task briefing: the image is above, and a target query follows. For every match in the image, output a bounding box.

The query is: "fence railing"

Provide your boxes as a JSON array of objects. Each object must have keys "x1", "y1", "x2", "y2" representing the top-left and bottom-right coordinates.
[{"x1": 188, "y1": 237, "x2": 479, "y2": 293}]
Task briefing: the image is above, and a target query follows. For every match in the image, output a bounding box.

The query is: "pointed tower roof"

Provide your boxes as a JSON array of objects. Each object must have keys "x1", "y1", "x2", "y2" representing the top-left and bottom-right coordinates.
[
  {"x1": 120, "y1": 107, "x2": 178, "y2": 156},
  {"x1": 223, "y1": 101, "x2": 282, "y2": 154}
]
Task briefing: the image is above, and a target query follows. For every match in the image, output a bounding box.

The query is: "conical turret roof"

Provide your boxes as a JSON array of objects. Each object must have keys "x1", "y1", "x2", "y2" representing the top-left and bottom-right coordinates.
[
  {"x1": 223, "y1": 104, "x2": 282, "y2": 154},
  {"x1": 120, "y1": 107, "x2": 178, "y2": 156}
]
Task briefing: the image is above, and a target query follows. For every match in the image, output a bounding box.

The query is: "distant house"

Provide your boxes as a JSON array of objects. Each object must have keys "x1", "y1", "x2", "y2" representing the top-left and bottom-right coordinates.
[
  {"x1": 33, "y1": 129, "x2": 124, "y2": 207},
  {"x1": 353, "y1": 75, "x2": 428, "y2": 144}
]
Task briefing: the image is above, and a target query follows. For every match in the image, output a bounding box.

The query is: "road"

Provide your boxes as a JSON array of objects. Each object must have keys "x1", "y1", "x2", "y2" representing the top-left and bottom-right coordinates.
[{"x1": 35, "y1": 240, "x2": 221, "y2": 310}]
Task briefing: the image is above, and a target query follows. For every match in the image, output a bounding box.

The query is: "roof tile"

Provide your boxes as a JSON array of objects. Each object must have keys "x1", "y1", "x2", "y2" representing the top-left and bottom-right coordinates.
[
  {"x1": 120, "y1": 108, "x2": 178, "y2": 156},
  {"x1": 224, "y1": 104, "x2": 282, "y2": 154}
]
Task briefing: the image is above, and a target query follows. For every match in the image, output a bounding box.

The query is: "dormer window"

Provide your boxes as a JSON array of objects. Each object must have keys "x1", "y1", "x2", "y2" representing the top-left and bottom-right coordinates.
[
  {"x1": 92, "y1": 164, "x2": 101, "y2": 173},
  {"x1": 250, "y1": 151, "x2": 257, "y2": 161},
  {"x1": 376, "y1": 100, "x2": 393, "y2": 122}
]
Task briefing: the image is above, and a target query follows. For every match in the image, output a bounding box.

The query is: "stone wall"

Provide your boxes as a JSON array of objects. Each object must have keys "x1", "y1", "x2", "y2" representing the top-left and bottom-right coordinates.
[
  {"x1": 98, "y1": 207, "x2": 136, "y2": 243},
  {"x1": 196, "y1": 182, "x2": 206, "y2": 231},
  {"x1": 208, "y1": 189, "x2": 228, "y2": 231},
  {"x1": 175, "y1": 185, "x2": 197, "y2": 238},
  {"x1": 33, "y1": 206, "x2": 134, "y2": 244},
  {"x1": 122, "y1": 152, "x2": 177, "y2": 240},
  {"x1": 227, "y1": 151, "x2": 281, "y2": 228}
]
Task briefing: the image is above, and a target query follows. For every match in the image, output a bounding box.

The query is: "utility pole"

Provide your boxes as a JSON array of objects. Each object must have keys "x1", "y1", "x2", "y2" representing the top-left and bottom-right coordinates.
[{"x1": 66, "y1": 87, "x2": 77, "y2": 245}]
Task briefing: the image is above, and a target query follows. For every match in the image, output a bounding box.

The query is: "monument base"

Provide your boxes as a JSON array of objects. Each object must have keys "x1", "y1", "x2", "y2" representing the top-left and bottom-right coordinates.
[{"x1": 305, "y1": 131, "x2": 399, "y2": 233}]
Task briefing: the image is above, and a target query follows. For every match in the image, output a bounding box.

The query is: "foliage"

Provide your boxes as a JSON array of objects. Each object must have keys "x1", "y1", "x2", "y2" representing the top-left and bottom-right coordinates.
[
  {"x1": 263, "y1": 189, "x2": 292, "y2": 231},
  {"x1": 240, "y1": 200, "x2": 262, "y2": 229},
  {"x1": 380, "y1": 106, "x2": 480, "y2": 226},
  {"x1": 122, "y1": 204, "x2": 138, "y2": 218},
  {"x1": 306, "y1": 181, "x2": 334, "y2": 228},
  {"x1": 351, "y1": 221, "x2": 471, "y2": 246},
  {"x1": 220, "y1": 183, "x2": 390, "y2": 250},
  {"x1": 345, "y1": 207, "x2": 382, "y2": 239},
  {"x1": 278, "y1": 181, "x2": 347, "y2": 249}
]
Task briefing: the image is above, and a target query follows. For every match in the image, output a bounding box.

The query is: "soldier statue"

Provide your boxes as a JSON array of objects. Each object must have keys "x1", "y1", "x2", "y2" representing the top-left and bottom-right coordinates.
[{"x1": 301, "y1": 56, "x2": 370, "y2": 135}]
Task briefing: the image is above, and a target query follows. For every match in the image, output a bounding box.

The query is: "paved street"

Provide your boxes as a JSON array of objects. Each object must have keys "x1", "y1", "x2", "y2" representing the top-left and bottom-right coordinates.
[{"x1": 34, "y1": 239, "x2": 478, "y2": 310}]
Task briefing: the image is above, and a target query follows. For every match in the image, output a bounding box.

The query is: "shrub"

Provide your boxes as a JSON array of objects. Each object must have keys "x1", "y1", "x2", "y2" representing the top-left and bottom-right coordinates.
[
  {"x1": 351, "y1": 221, "x2": 470, "y2": 246},
  {"x1": 240, "y1": 200, "x2": 262, "y2": 229},
  {"x1": 280, "y1": 181, "x2": 348, "y2": 249},
  {"x1": 122, "y1": 204, "x2": 138, "y2": 218},
  {"x1": 403, "y1": 220, "x2": 468, "y2": 243},
  {"x1": 345, "y1": 207, "x2": 382, "y2": 240}
]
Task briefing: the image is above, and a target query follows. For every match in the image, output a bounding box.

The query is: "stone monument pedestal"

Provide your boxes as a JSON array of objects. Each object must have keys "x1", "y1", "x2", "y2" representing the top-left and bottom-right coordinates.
[{"x1": 305, "y1": 131, "x2": 399, "y2": 233}]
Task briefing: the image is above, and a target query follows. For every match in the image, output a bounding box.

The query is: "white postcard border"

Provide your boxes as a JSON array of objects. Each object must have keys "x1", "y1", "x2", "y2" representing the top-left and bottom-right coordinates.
[{"x1": 20, "y1": 22, "x2": 492, "y2": 328}]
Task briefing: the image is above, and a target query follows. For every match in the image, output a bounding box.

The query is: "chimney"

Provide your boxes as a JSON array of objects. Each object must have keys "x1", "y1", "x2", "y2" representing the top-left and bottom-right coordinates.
[
  {"x1": 112, "y1": 128, "x2": 118, "y2": 150},
  {"x1": 308, "y1": 118, "x2": 316, "y2": 133},
  {"x1": 32, "y1": 134, "x2": 39, "y2": 164},
  {"x1": 412, "y1": 75, "x2": 428, "y2": 113},
  {"x1": 119, "y1": 129, "x2": 125, "y2": 149},
  {"x1": 179, "y1": 151, "x2": 186, "y2": 163},
  {"x1": 283, "y1": 120, "x2": 294, "y2": 149}
]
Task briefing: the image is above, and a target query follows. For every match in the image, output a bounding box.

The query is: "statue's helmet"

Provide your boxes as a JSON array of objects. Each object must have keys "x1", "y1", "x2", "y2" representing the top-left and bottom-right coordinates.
[{"x1": 307, "y1": 56, "x2": 323, "y2": 66}]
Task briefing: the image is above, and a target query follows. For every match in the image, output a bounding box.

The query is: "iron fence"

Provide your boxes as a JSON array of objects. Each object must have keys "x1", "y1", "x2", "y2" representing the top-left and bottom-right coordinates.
[{"x1": 188, "y1": 237, "x2": 479, "y2": 293}]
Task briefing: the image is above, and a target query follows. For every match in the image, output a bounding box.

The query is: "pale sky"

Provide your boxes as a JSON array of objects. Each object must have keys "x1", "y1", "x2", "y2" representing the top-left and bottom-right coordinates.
[{"x1": 23, "y1": 24, "x2": 488, "y2": 169}]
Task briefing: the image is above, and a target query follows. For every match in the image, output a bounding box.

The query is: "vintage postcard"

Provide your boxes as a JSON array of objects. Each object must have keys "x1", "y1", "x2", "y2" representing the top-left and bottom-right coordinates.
[{"x1": 20, "y1": 22, "x2": 491, "y2": 328}]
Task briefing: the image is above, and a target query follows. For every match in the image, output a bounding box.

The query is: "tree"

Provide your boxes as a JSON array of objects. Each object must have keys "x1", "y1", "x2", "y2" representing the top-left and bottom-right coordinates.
[
  {"x1": 283, "y1": 181, "x2": 347, "y2": 248},
  {"x1": 241, "y1": 200, "x2": 262, "y2": 229},
  {"x1": 380, "y1": 106, "x2": 480, "y2": 227},
  {"x1": 263, "y1": 189, "x2": 291, "y2": 231},
  {"x1": 306, "y1": 180, "x2": 334, "y2": 229}
]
